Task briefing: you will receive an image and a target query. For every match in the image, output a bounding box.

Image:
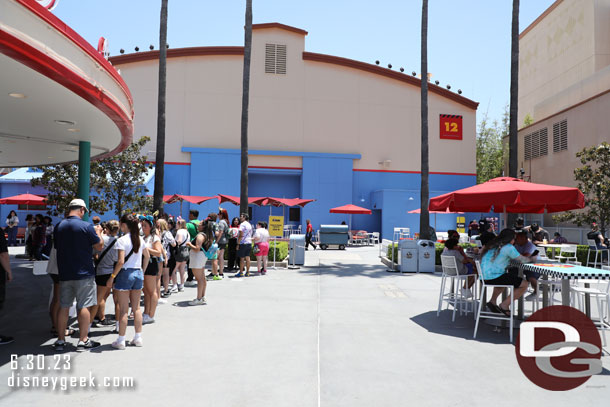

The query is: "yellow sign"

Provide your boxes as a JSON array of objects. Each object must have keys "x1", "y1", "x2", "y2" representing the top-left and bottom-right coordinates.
[
  {"x1": 269, "y1": 216, "x2": 284, "y2": 237},
  {"x1": 456, "y1": 216, "x2": 465, "y2": 234}
]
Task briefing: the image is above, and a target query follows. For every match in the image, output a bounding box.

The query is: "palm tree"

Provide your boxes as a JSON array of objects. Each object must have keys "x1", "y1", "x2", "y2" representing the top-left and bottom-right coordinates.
[
  {"x1": 508, "y1": 0, "x2": 519, "y2": 227},
  {"x1": 419, "y1": 0, "x2": 430, "y2": 240},
  {"x1": 239, "y1": 0, "x2": 253, "y2": 215},
  {"x1": 153, "y1": 0, "x2": 169, "y2": 215}
]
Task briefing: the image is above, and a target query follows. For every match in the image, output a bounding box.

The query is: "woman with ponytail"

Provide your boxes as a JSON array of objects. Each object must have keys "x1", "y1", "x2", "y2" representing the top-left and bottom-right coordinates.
[
  {"x1": 480, "y1": 228, "x2": 534, "y2": 316},
  {"x1": 107, "y1": 214, "x2": 149, "y2": 349}
]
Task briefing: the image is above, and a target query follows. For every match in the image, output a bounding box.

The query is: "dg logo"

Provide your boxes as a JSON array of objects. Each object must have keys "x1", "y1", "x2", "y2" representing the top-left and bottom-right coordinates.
[{"x1": 515, "y1": 306, "x2": 603, "y2": 391}]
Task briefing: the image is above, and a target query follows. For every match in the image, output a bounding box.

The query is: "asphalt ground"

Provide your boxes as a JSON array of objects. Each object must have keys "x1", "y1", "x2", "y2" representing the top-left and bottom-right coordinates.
[{"x1": 0, "y1": 245, "x2": 609, "y2": 406}]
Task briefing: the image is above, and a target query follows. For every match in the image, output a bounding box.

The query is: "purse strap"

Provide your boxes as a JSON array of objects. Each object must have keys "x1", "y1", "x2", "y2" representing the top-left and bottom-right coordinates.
[{"x1": 95, "y1": 237, "x2": 117, "y2": 270}]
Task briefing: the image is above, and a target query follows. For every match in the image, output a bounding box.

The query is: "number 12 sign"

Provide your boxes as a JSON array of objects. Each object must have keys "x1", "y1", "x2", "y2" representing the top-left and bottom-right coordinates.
[{"x1": 440, "y1": 114, "x2": 463, "y2": 140}]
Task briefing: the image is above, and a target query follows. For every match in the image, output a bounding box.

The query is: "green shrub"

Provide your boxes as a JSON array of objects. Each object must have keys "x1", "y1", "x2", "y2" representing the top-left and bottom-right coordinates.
[{"x1": 222, "y1": 241, "x2": 289, "y2": 262}]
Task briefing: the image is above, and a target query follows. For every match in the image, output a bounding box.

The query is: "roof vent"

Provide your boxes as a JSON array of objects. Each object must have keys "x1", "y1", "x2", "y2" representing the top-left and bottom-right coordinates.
[{"x1": 265, "y1": 44, "x2": 287, "y2": 75}]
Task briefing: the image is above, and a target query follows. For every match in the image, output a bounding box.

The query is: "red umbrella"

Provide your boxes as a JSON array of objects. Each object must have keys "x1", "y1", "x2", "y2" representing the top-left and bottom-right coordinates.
[
  {"x1": 267, "y1": 198, "x2": 316, "y2": 207},
  {"x1": 166, "y1": 194, "x2": 216, "y2": 205},
  {"x1": 407, "y1": 208, "x2": 464, "y2": 214},
  {"x1": 330, "y1": 204, "x2": 372, "y2": 214},
  {"x1": 0, "y1": 193, "x2": 46, "y2": 205},
  {"x1": 429, "y1": 177, "x2": 585, "y2": 214}
]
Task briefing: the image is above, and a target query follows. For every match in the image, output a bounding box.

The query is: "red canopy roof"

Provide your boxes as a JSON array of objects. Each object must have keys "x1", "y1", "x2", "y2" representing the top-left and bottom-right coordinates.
[
  {"x1": 329, "y1": 204, "x2": 372, "y2": 214},
  {"x1": 429, "y1": 177, "x2": 585, "y2": 214},
  {"x1": 217, "y1": 194, "x2": 268, "y2": 206},
  {"x1": 0, "y1": 193, "x2": 46, "y2": 205},
  {"x1": 165, "y1": 194, "x2": 216, "y2": 205},
  {"x1": 267, "y1": 198, "x2": 316, "y2": 207},
  {"x1": 408, "y1": 208, "x2": 464, "y2": 214}
]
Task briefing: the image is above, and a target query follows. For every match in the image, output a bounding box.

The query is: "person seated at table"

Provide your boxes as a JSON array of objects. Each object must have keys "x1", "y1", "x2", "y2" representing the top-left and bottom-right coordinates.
[
  {"x1": 476, "y1": 222, "x2": 496, "y2": 247},
  {"x1": 468, "y1": 220, "x2": 479, "y2": 237},
  {"x1": 551, "y1": 232, "x2": 568, "y2": 244},
  {"x1": 513, "y1": 217, "x2": 525, "y2": 231},
  {"x1": 587, "y1": 223, "x2": 608, "y2": 260},
  {"x1": 513, "y1": 231, "x2": 540, "y2": 301},
  {"x1": 443, "y1": 238, "x2": 477, "y2": 298},
  {"x1": 523, "y1": 223, "x2": 550, "y2": 244},
  {"x1": 480, "y1": 229, "x2": 535, "y2": 316}
]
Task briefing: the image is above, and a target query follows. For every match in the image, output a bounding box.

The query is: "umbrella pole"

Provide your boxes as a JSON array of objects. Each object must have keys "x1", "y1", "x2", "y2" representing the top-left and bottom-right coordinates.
[{"x1": 180, "y1": 200, "x2": 183, "y2": 218}]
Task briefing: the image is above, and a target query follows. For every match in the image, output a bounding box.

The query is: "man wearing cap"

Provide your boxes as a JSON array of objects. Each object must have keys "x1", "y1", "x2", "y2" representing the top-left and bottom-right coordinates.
[
  {"x1": 53, "y1": 199, "x2": 103, "y2": 352},
  {"x1": 523, "y1": 223, "x2": 550, "y2": 244}
]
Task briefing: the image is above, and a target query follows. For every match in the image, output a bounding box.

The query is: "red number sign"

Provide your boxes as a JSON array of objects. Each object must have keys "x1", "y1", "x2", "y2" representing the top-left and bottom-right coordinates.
[{"x1": 440, "y1": 114, "x2": 463, "y2": 140}]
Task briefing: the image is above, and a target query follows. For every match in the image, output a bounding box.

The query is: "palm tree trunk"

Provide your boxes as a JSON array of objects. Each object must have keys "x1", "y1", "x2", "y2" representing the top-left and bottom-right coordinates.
[
  {"x1": 153, "y1": 0, "x2": 169, "y2": 215},
  {"x1": 240, "y1": 0, "x2": 253, "y2": 215},
  {"x1": 508, "y1": 0, "x2": 519, "y2": 227},
  {"x1": 419, "y1": 0, "x2": 430, "y2": 240}
]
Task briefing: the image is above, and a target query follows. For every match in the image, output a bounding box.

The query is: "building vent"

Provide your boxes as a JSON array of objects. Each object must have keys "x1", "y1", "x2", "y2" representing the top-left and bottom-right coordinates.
[
  {"x1": 552, "y1": 119, "x2": 568, "y2": 152},
  {"x1": 524, "y1": 128, "x2": 548, "y2": 161},
  {"x1": 265, "y1": 43, "x2": 287, "y2": 74}
]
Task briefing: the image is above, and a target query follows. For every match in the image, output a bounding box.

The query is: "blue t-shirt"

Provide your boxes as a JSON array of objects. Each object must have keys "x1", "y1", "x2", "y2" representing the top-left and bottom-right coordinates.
[
  {"x1": 55, "y1": 216, "x2": 100, "y2": 281},
  {"x1": 480, "y1": 244, "x2": 521, "y2": 280}
]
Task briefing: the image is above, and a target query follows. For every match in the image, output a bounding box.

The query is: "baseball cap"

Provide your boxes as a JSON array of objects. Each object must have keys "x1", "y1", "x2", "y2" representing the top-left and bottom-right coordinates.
[
  {"x1": 531, "y1": 223, "x2": 539, "y2": 231},
  {"x1": 69, "y1": 198, "x2": 88, "y2": 212}
]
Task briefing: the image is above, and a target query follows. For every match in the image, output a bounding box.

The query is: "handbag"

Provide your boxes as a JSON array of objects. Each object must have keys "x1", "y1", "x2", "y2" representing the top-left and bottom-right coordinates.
[
  {"x1": 253, "y1": 244, "x2": 260, "y2": 255},
  {"x1": 174, "y1": 238, "x2": 189, "y2": 262}
]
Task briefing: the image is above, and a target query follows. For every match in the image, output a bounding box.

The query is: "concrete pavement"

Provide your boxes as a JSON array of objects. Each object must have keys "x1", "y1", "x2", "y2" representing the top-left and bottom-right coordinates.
[{"x1": 0, "y1": 245, "x2": 608, "y2": 406}]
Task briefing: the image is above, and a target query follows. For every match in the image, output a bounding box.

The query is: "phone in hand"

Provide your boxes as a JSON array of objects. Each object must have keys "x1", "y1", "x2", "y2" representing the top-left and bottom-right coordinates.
[{"x1": 531, "y1": 250, "x2": 539, "y2": 257}]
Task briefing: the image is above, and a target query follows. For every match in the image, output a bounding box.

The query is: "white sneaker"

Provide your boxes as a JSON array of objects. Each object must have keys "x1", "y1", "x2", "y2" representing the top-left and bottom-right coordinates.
[
  {"x1": 184, "y1": 281, "x2": 197, "y2": 287},
  {"x1": 170, "y1": 286, "x2": 178, "y2": 293},
  {"x1": 142, "y1": 314, "x2": 155, "y2": 324},
  {"x1": 460, "y1": 288, "x2": 473, "y2": 298},
  {"x1": 188, "y1": 298, "x2": 207, "y2": 306},
  {"x1": 128, "y1": 337, "x2": 143, "y2": 347},
  {"x1": 112, "y1": 340, "x2": 126, "y2": 350},
  {"x1": 525, "y1": 292, "x2": 538, "y2": 301},
  {"x1": 157, "y1": 298, "x2": 167, "y2": 304}
]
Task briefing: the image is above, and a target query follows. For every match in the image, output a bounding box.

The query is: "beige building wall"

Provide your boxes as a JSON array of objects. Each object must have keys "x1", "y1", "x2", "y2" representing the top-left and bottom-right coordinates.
[{"x1": 114, "y1": 25, "x2": 477, "y2": 174}]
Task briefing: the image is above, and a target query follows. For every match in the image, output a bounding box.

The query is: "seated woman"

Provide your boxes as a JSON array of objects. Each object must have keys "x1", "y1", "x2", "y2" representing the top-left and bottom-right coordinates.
[
  {"x1": 443, "y1": 238, "x2": 476, "y2": 298},
  {"x1": 480, "y1": 229, "x2": 535, "y2": 316}
]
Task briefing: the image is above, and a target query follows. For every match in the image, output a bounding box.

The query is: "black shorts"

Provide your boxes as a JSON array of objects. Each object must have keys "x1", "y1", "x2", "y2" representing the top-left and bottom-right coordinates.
[
  {"x1": 237, "y1": 244, "x2": 252, "y2": 258},
  {"x1": 218, "y1": 242, "x2": 227, "y2": 250},
  {"x1": 167, "y1": 256, "x2": 176, "y2": 274},
  {"x1": 484, "y1": 270, "x2": 523, "y2": 288},
  {"x1": 48, "y1": 273, "x2": 59, "y2": 284},
  {"x1": 95, "y1": 274, "x2": 112, "y2": 286},
  {"x1": 144, "y1": 260, "x2": 160, "y2": 276}
]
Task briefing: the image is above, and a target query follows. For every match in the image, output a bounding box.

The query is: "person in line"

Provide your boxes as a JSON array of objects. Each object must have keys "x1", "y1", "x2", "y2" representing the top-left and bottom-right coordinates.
[
  {"x1": 90, "y1": 219, "x2": 119, "y2": 327},
  {"x1": 523, "y1": 223, "x2": 550, "y2": 244},
  {"x1": 172, "y1": 219, "x2": 190, "y2": 292},
  {"x1": 216, "y1": 208, "x2": 230, "y2": 276},
  {"x1": 551, "y1": 232, "x2": 568, "y2": 244},
  {"x1": 106, "y1": 214, "x2": 149, "y2": 349},
  {"x1": 443, "y1": 238, "x2": 477, "y2": 298},
  {"x1": 235, "y1": 213, "x2": 253, "y2": 278},
  {"x1": 187, "y1": 221, "x2": 209, "y2": 305},
  {"x1": 226, "y1": 217, "x2": 240, "y2": 271},
  {"x1": 254, "y1": 221, "x2": 270, "y2": 274},
  {"x1": 53, "y1": 199, "x2": 103, "y2": 352},
  {"x1": 31, "y1": 214, "x2": 46, "y2": 261},
  {"x1": 479, "y1": 229, "x2": 535, "y2": 316},
  {"x1": 158, "y1": 219, "x2": 176, "y2": 298},
  {"x1": 140, "y1": 215, "x2": 163, "y2": 325},
  {"x1": 5, "y1": 211, "x2": 19, "y2": 247},
  {"x1": 42, "y1": 216, "x2": 54, "y2": 258},
  {"x1": 91, "y1": 216, "x2": 101, "y2": 226},
  {"x1": 205, "y1": 213, "x2": 221, "y2": 280},
  {"x1": 513, "y1": 231, "x2": 540, "y2": 301},
  {"x1": 0, "y1": 227, "x2": 13, "y2": 345},
  {"x1": 305, "y1": 219, "x2": 317, "y2": 250},
  {"x1": 24, "y1": 214, "x2": 34, "y2": 258},
  {"x1": 184, "y1": 209, "x2": 200, "y2": 287}
]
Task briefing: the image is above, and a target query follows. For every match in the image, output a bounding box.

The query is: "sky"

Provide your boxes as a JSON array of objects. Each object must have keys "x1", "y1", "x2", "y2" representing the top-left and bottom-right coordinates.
[{"x1": 52, "y1": 0, "x2": 557, "y2": 126}]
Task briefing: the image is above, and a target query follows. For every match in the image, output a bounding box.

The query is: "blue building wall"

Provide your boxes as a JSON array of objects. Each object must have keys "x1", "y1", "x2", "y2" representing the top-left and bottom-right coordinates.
[{"x1": 249, "y1": 172, "x2": 301, "y2": 226}]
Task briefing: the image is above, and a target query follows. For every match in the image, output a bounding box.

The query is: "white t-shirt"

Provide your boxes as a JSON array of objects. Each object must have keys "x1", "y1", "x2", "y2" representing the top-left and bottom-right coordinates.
[
  {"x1": 115, "y1": 233, "x2": 146, "y2": 270},
  {"x1": 175, "y1": 229, "x2": 189, "y2": 245},
  {"x1": 254, "y1": 228, "x2": 270, "y2": 244},
  {"x1": 239, "y1": 221, "x2": 253, "y2": 244}
]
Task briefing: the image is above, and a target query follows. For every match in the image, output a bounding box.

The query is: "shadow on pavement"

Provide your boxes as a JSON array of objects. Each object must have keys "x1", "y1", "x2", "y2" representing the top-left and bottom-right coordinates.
[{"x1": 297, "y1": 263, "x2": 441, "y2": 279}]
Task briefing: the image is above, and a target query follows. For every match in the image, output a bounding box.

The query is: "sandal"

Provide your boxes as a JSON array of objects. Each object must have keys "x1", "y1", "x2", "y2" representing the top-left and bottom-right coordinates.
[
  {"x1": 486, "y1": 302, "x2": 501, "y2": 313},
  {"x1": 499, "y1": 306, "x2": 511, "y2": 317}
]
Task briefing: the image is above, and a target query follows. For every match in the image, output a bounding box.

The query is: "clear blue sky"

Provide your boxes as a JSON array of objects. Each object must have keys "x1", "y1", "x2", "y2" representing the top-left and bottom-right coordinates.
[{"x1": 53, "y1": 0, "x2": 556, "y2": 126}]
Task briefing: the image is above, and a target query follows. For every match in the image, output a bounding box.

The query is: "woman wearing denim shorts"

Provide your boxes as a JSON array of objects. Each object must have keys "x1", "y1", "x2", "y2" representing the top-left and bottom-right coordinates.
[{"x1": 106, "y1": 214, "x2": 149, "y2": 349}]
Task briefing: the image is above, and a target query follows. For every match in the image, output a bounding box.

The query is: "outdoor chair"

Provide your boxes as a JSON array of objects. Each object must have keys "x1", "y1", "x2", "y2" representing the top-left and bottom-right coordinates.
[
  {"x1": 586, "y1": 239, "x2": 609, "y2": 269},
  {"x1": 369, "y1": 232, "x2": 380, "y2": 245},
  {"x1": 473, "y1": 260, "x2": 516, "y2": 343},
  {"x1": 556, "y1": 244, "x2": 577, "y2": 263},
  {"x1": 437, "y1": 255, "x2": 477, "y2": 322},
  {"x1": 571, "y1": 277, "x2": 609, "y2": 347}
]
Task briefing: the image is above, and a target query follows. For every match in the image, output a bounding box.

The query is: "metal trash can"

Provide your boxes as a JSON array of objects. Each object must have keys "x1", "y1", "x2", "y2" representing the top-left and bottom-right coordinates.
[
  {"x1": 318, "y1": 224, "x2": 349, "y2": 250},
  {"x1": 289, "y1": 234, "x2": 306, "y2": 265},
  {"x1": 417, "y1": 240, "x2": 436, "y2": 273},
  {"x1": 399, "y1": 239, "x2": 419, "y2": 272}
]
